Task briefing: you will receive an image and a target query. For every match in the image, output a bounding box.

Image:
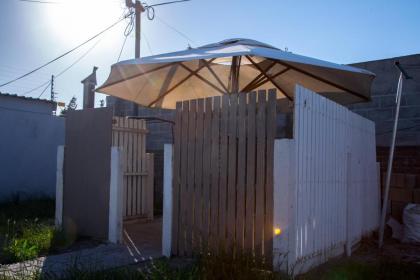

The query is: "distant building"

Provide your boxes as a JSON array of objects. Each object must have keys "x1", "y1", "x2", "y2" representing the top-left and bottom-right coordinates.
[{"x1": 0, "y1": 93, "x2": 65, "y2": 200}]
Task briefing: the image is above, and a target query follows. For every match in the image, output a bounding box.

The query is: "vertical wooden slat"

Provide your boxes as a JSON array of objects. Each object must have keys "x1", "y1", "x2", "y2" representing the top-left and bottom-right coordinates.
[
  {"x1": 186, "y1": 100, "x2": 196, "y2": 256},
  {"x1": 133, "y1": 119, "x2": 139, "y2": 215},
  {"x1": 264, "y1": 89, "x2": 276, "y2": 264},
  {"x1": 179, "y1": 100, "x2": 190, "y2": 256},
  {"x1": 245, "y1": 92, "x2": 256, "y2": 251},
  {"x1": 227, "y1": 94, "x2": 238, "y2": 249},
  {"x1": 218, "y1": 95, "x2": 229, "y2": 250},
  {"x1": 194, "y1": 99, "x2": 204, "y2": 252},
  {"x1": 236, "y1": 93, "x2": 246, "y2": 250},
  {"x1": 127, "y1": 119, "x2": 134, "y2": 216},
  {"x1": 202, "y1": 98, "x2": 213, "y2": 250},
  {"x1": 140, "y1": 120, "x2": 146, "y2": 215},
  {"x1": 255, "y1": 90, "x2": 266, "y2": 257},
  {"x1": 122, "y1": 118, "x2": 129, "y2": 217},
  {"x1": 171, "y1": 102, "x2": 182, "y2": 255},
  {"x1": 210, "y1": 96, "x2": 221, "y2": 251}
]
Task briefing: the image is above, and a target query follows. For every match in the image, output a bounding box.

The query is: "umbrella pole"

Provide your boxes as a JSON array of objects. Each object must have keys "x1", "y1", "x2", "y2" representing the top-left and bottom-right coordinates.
[
  {"x1": 378, "y1": 62, "x2": 411, "y2": 248},
  {"x1": 230, "y1": 56, "x2": 240, "y2": 94}
]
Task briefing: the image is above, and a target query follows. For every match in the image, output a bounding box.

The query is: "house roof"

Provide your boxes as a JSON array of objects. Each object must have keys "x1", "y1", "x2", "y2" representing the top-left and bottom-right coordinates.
[{"x1": 0, "y1": 92, "x2": 56, "y2": 105}]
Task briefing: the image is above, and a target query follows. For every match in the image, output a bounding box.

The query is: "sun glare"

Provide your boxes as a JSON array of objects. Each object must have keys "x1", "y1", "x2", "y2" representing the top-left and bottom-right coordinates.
[{"x1": 46, "y1": 0, "x2": 125, "y2": 44}]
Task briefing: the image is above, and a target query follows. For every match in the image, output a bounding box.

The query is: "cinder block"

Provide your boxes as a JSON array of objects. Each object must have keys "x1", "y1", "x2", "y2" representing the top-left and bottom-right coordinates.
[
  {"x1": 405, "y1": 174, "x2": 417, "y2": 189},
  {"x1": 389, "y1": 188, "x2": 413, "y2": 202},
  {"x1": 368, "y1": 108, "x2": 393, "y2": 121},
  {"x1": 394, "y1": 173, "x2": 406, "y2": 188}
]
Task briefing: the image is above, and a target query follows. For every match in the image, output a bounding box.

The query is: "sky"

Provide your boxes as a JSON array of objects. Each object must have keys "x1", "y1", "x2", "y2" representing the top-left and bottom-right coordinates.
[{"x1": 0, "y1": 0, "x2": 419, "y2": 108}]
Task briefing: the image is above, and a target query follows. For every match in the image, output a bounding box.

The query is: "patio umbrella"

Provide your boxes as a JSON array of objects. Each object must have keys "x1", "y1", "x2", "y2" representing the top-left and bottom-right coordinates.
[{"x1": 97, "y1": 38, "x2": 375, "y2": 109}]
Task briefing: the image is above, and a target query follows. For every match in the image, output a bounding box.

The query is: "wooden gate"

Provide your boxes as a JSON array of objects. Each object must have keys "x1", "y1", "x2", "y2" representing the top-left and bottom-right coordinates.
[
  {"x1": 171, "y1": 90, "x2": 277, "y2": 263},
  {"x1": 112, "y1": 117, "x2": 154, "y2": 221}
]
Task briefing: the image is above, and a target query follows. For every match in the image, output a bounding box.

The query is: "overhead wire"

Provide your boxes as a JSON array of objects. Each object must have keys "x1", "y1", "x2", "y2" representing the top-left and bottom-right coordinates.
[
  {"x1": 155, "y1": 15, "x2": 196, "y2": 47},
  {"x1": 0, "y1": 11, "x2": 133, "y2": 88},
  {"x1": 37, "y1": 81, "x2": 51, "y2": 98},
  {"x1": 18, "y1": 0, "x2": 60, "y2": 4},
  {"x1": 142, "y1": 31, "x2": 154, "y2": 55},
  {"x1": 23, "y1": 38, "x2": 102, "y2": 96},
  {"x1": 146, "y1": 0, "x2": 190, "y2": 8},
  {"x1": 117, "y1": 9, "x2": 135, "y2": 62}
]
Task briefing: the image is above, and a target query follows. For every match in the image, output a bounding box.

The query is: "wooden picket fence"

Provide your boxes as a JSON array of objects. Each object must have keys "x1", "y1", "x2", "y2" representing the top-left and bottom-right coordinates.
[
  {"x1": 112, "y1": 117, "x2": 154, "y2": 221},
  {"x1": 171, "y1": 90, "x2": 277, "y2": 263}
]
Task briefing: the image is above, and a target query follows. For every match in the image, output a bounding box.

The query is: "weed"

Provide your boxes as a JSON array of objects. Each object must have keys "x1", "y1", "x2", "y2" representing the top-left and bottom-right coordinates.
[{"x1": 0, "y1": 198, "x2": 67, "y2": 264}]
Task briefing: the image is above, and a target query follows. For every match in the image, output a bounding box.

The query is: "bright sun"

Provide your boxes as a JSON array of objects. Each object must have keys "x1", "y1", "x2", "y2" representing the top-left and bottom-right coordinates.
[{"x1": 46, "y1": 0, "x2": 125, "y2": 44}]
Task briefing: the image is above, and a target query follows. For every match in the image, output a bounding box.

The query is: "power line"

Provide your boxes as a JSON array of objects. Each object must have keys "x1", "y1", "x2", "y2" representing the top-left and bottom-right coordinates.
[
  {"x1": 38, "y1": 81, "x2": 51, "y2": 98},
  {"x1": 0, "y1": 11, "x2": 132, "y2": 88},
  {"x1": 23, "y1": 38, "x2": 102, "y2": 96},
  {"x1": 23, "y1": 80, "x2": 50, "y2": 95},
  {"x1": 18, "y1": 0, "x2": 60, "y2": 3},
  {"x1": 117, "y1": 11, "x2": 135, "y2": 62},
  {"x1": 155, "y1": 15, "x2": 196, "y2": 47},
  {"x1": 117, "y1": 35, "x2": 130, "y2": 62},
  {"x1": 146, "y1": 0, "x2": 190, "y2": 8},
  {"x1": 142, "y1": 31, "x2": 154, "y2": 55}
]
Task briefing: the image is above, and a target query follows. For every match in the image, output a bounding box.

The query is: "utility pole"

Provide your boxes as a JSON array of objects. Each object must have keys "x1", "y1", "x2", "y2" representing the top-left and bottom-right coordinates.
[
  {"x1": 50, "y1": 75, "x2": 55, "y2": 101},
  {"x1": 125, "y1": 0, "x2": 145, "y2": 116},
  {"x1": 126, "y1": 0, "x2": 145, "y2": 59}
]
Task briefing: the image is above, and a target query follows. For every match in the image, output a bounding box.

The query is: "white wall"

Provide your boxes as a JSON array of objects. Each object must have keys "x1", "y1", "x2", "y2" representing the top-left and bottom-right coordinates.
[
  {"x1": 0, "y1": 98, "x2": 65, "y2": 200},
  {"x1": 273, "y1": 85, "x2": 380, "y2": 274}
]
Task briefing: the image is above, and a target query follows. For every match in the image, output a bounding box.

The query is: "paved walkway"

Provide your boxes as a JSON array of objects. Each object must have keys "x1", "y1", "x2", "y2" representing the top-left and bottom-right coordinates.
[{"x1": 0, "y1": 219, "x2": 162, "y2": 278}]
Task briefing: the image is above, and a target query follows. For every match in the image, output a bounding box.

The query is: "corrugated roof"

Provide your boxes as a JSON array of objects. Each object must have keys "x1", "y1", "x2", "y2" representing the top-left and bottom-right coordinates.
[{"x1": 0, "y1": 92, "x2": 56, "y2": 105}]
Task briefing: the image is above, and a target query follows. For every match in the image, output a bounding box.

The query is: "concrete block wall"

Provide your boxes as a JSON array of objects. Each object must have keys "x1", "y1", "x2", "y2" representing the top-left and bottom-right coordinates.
[
  {"x1": 349, "y1": 55, "x2": 420, "y2": 222},
  {"x1": 377, "y1": 146, "x2": 420, "y2": 222},
  {"x1": 349, "y1": 54, "x2": 420, "y2": 147}
]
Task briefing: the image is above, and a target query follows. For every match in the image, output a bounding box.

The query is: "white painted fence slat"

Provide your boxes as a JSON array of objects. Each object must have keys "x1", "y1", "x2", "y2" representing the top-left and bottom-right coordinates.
[{"x1": 274, "y1": 85, "x2": 379, "y2": 274}]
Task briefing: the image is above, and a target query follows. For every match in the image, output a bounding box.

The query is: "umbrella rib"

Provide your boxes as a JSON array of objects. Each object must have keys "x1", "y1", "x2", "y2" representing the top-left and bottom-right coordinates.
[
  {"x1": 249, "y1": 67, "x2": 291, "y2": 90},
  {"x1": 179, "y1": 62, "x2": 226, "y2": 94},
  {"x1": 96, "y1": 62, "x2": 177, "y2": 91},
  {"x1": 246, "y1": 55, "x2": 292, "y2": 100},
  {"x1": 242, "y1": 73, "x2": 265, "y2": 92},
  {"x1": 269, "y1": 59, "x2": 369, "y2": 101},
  {"x1": 147, "y1": 58, "x2": 217, "y2": 107},
  {"x1": 240, "y1": 61, "x2": 277, "y2": 92},
  {"x1": 202, "y1": 60, "x2": 229, "y2": 93}
]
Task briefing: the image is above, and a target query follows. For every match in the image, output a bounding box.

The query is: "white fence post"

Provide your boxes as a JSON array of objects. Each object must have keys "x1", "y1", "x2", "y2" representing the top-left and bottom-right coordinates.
[
  {"x1": 108, "y1": 147, "x2": 124, "y2": 243},
  {"x1": 273, "y1": 139, "x2": 296, "y2": 273},
  {"x1": 55, "y1": 145, "x2": 65, "y2": 229},
  {"x1": 162, "y1": 144, "x2": 173, "y2": 257}
]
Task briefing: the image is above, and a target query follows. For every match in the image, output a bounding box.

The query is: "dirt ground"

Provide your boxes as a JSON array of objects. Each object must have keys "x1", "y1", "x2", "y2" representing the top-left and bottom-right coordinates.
[{"x1": 299, "y1": 235, "x2": 420, "y2": 279}]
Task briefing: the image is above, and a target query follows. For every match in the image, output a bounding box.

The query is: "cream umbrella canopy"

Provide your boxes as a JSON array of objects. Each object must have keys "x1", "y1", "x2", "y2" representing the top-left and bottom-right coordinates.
[{"x1": 97, "y1": 38, "x2": 375, "y2": 109}]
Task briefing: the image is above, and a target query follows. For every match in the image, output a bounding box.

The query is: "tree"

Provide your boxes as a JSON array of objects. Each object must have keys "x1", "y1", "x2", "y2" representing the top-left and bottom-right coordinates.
[{"x1": 60, "y1": 96, "x2": 78, "y2": 116}]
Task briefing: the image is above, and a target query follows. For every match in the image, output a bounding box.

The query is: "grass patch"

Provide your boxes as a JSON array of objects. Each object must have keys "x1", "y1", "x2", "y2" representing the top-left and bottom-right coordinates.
[{"x1": 0, "y1": 197, "x2": 70, "y2": 264}]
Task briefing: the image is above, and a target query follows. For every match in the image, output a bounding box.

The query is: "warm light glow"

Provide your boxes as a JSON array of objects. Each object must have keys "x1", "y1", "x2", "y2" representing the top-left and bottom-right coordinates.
[
  {"x1": 274, "y1": 227, "x2": 282, "y2": 235},
  {"x1": 46, "y1": 0, "x2": 124, "y2": 44}
]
